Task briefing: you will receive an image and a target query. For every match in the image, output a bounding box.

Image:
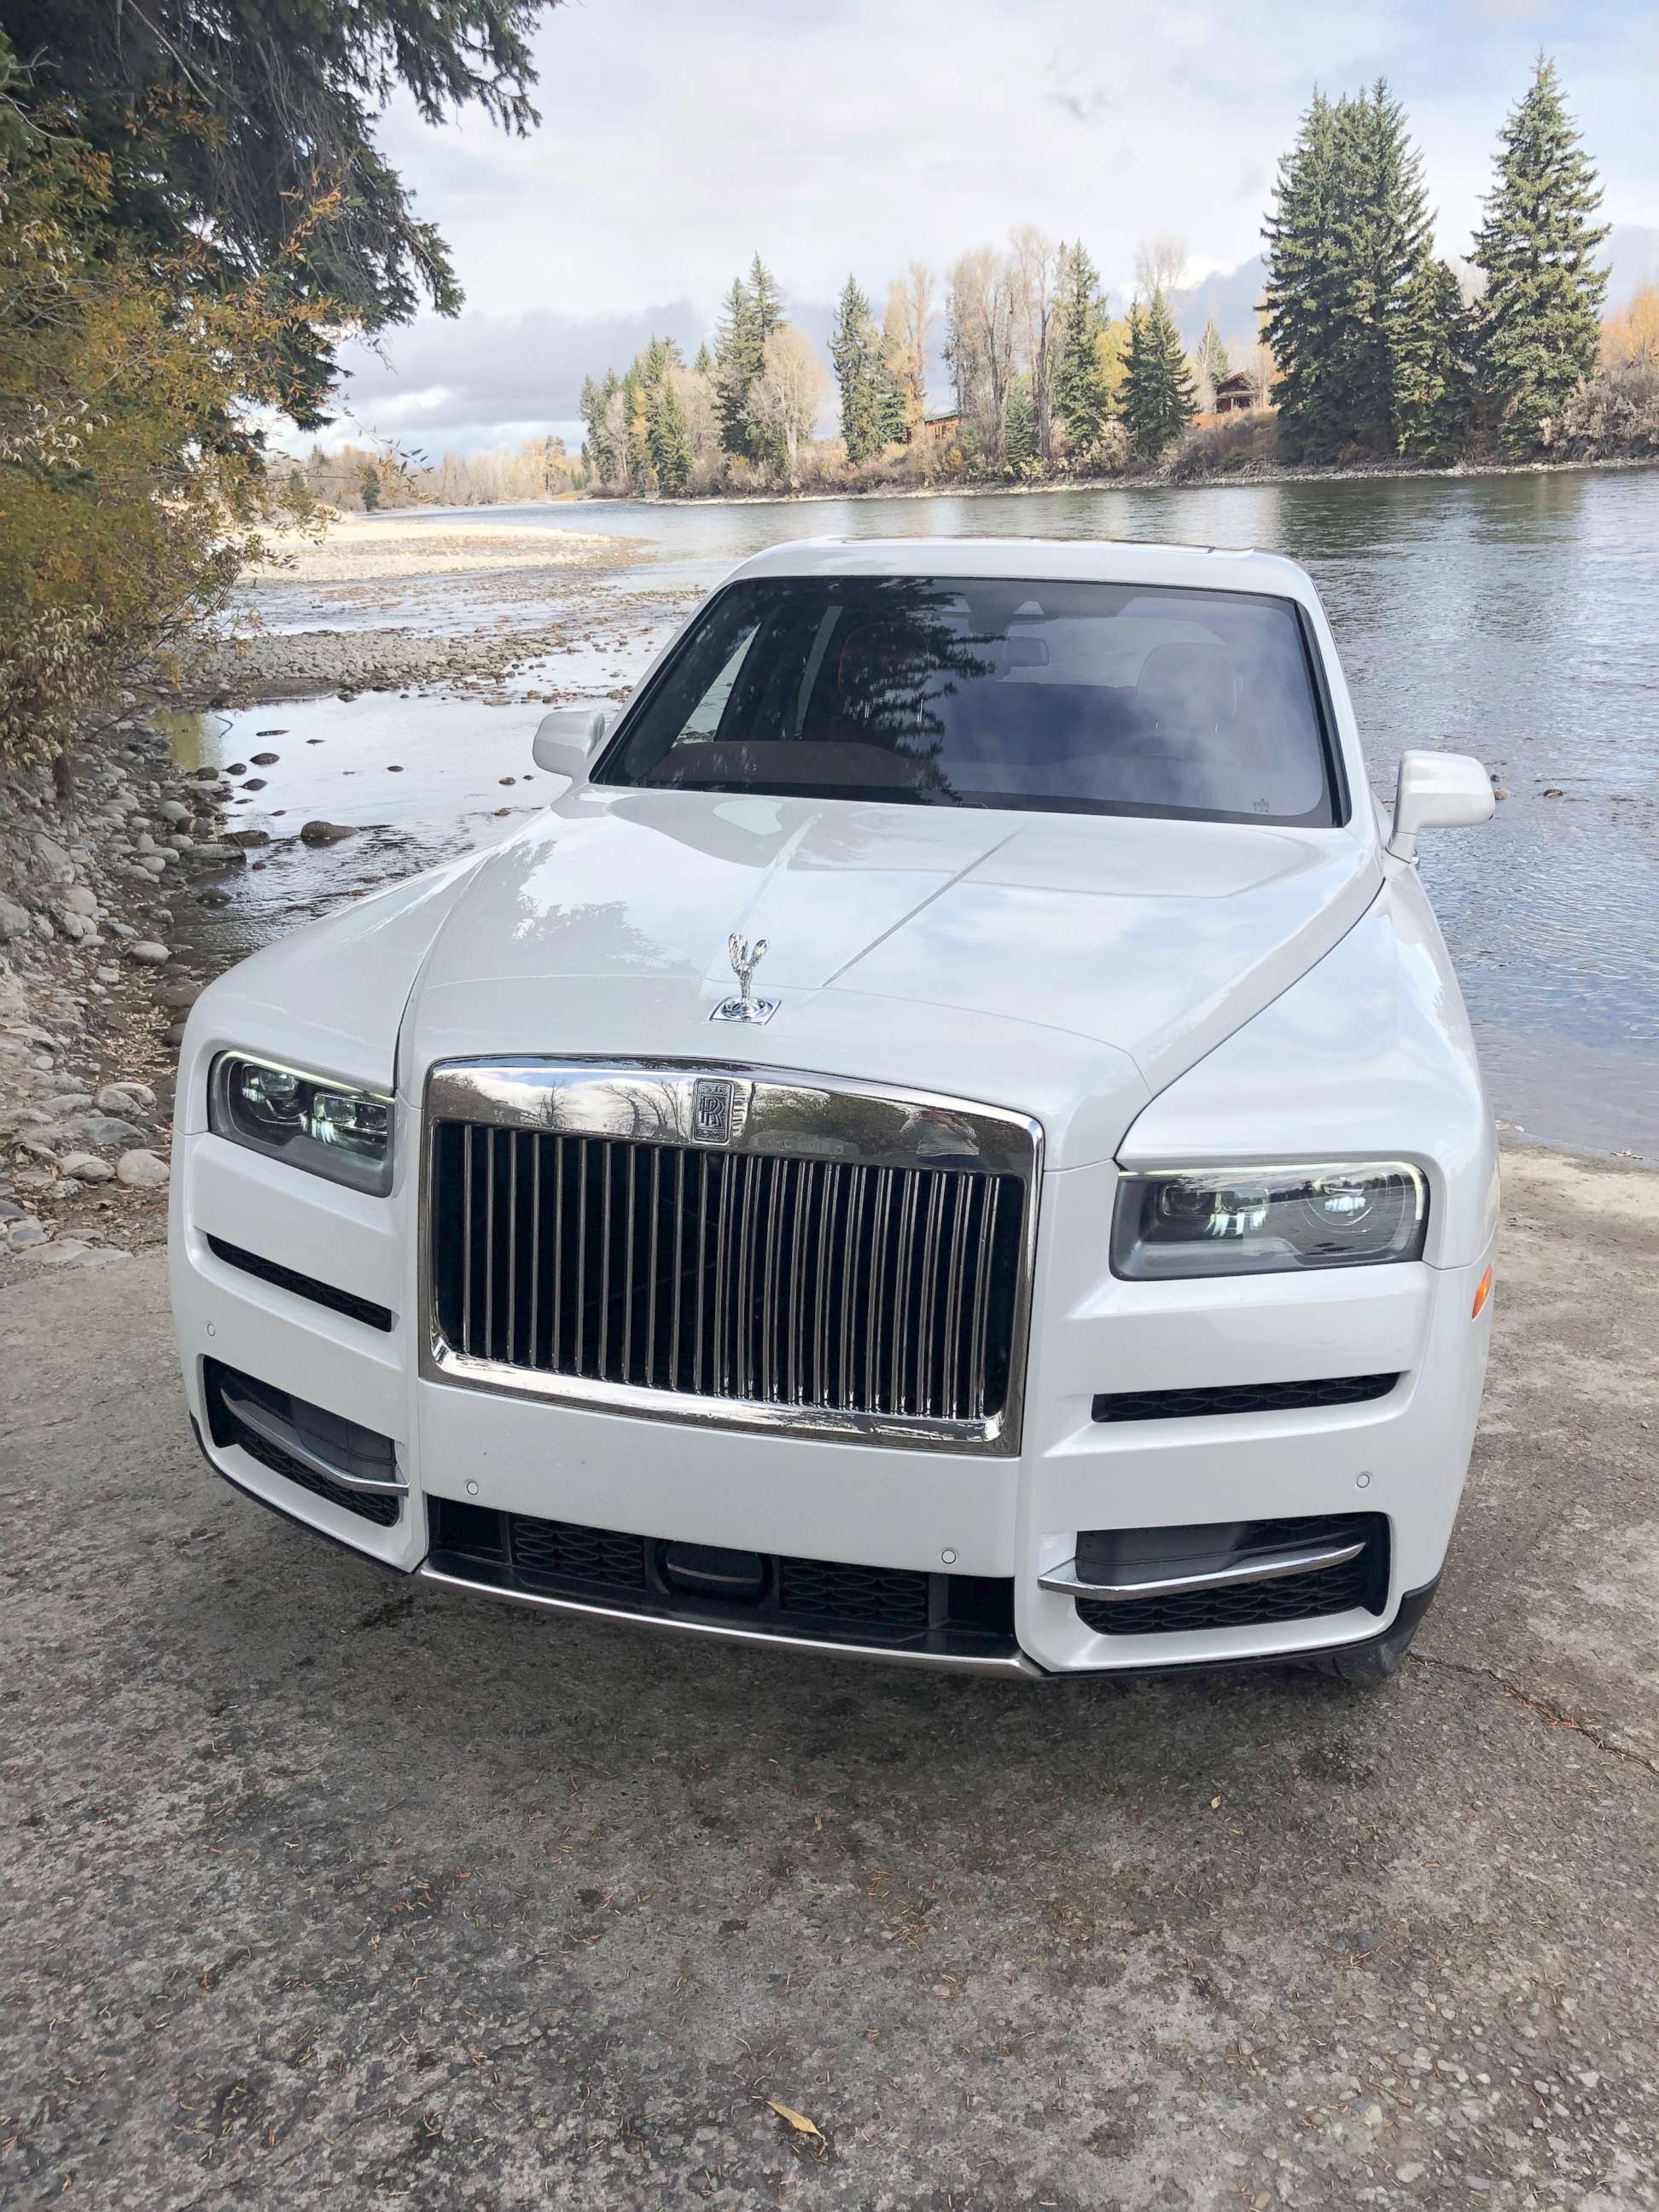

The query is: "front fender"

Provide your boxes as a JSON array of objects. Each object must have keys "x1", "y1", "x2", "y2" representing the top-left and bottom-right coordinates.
[{"x1": 1115, "y1": 876, "x2": 1498, "y2": 1270}]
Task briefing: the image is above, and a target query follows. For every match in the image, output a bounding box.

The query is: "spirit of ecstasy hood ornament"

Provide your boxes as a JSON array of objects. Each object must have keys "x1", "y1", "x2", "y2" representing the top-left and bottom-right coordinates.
[{"x1": 711, "y1": 933, "x2": 779, "y2": 1025}]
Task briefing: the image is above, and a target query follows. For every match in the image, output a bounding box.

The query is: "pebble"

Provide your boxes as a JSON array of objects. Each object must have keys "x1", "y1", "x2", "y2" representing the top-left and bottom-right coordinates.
[
  {"x1": 129, "y1": 941, "x2": 171, "y2": 964},
  {"x1": 116, "y1": 1148, "x2": 170, "y2": 1189}
]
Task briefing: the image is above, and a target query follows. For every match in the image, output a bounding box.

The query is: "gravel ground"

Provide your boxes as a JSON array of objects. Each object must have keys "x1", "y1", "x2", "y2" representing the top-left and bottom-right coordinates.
[{"x1": 1, "y1": 1145, "x2": 1655, "y2": 2209}]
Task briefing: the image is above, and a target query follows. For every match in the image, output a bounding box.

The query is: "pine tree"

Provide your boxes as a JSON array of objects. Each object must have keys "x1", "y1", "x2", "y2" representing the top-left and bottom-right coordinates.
[
  {"x1": 748, "y1": 254, "x2": 785, "y2": 346},
  {"x1": 693, "y1": 342, "x2": 713, "y2": 378},
  {"x1": 579, "y1": 370, "x2": 620, "y2": 486},
  {"x1": 1196, "y1": 318, "x2": 1231, "y2": 402},
  {"x1": 1263, "y1": 82, "x2": 1435, "y2": 458},
  {"x1": 831, "y1": 276, "x2": 878, "y2": 464},
  {"x1": 1052, "y1": 242, "x2": 1113, "y2": 454},
  {"x1": 647, "y1": 375, "x2": 692, "y2": 493},
  {"x1": 1261, "y1": 90, "x2": 1345, "y2": 457},
  {"x1": 1340, "y1": 81, "x2": 1434, "y2": 451},
  {"x1": 1394, "y1": 259, "x2": 1475, "y2": 460},
  {"x1": 1120, "y1": 294, "x2": 1196, "y2": 458},
  {"x1": 1472, "y1": 57, "x2": 1609, "y2": 453},
  {"x1": 1197, "y1": 320, "x2": 1231, "y2": 387},
  {"x1": 713, "y1": 276, "x2": 758, "y2": 457},
  {"x1": 1003, "y1": 375, "x2": 1036, "y2": 470},
  {"x1": 620, "y1": 365, "x2": 652, "y2": 492}
]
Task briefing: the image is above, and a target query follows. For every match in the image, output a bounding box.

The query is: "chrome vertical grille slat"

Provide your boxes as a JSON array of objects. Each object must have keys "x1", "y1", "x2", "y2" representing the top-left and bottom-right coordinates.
[{"x1": 425, "y1": 1062, "x2": 1038, "y2": 1453}]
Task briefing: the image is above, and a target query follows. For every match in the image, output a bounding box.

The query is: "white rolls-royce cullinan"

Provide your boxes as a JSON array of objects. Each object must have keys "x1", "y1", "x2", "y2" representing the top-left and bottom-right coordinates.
[{"x1": 169, "y1": 538, "x2": 1499, "y2": 1685}]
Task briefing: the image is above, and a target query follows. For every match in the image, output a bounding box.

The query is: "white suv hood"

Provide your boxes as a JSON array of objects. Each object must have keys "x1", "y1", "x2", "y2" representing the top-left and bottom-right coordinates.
[{"x1": 399, "y1": 790, "x2": 1379, "y2": 1171}]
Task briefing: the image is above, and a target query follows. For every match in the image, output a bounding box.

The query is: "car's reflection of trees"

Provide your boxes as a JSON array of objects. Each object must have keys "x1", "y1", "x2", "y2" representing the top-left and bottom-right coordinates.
[{"x1": 819, "y1": 580, "x2": 998, "y2": 800}]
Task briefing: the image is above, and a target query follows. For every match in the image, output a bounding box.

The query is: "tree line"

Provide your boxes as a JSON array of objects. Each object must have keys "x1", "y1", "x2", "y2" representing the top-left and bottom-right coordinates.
[{"x1": 580, "y1": 57, "x2": 1647, "y2": 501}]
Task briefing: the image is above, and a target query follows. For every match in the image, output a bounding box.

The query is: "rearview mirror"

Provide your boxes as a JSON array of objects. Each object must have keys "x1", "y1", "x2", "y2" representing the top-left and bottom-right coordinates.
[
  {"x1": 532, "y1": 704, "x2": 614, "y2": 785},
  {"x1": 1387, "y1": 749, "x2": 1494, "y2": 862}
]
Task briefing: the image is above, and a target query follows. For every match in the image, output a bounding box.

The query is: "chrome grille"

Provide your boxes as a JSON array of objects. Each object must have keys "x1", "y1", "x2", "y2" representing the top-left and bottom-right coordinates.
[{"x1": 422, "y1": 1062, "x2": 1040, "y2": 1452}]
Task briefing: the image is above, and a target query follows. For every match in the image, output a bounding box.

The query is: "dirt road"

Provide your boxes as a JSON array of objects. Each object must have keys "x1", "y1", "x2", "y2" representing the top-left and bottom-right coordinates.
[{"x1": 2, "y1": 1144, "x2": 1655, "y2": 2209}]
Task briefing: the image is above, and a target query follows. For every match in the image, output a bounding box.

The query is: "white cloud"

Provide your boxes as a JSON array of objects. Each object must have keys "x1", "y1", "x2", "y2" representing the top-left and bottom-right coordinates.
[{"x1": 326, "y1": 0, "x2": 1655, "y2": 451}]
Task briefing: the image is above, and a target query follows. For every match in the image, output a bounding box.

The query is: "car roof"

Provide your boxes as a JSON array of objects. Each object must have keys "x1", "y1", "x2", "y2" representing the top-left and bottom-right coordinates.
[{"x1": 725, "y1": 535, "x2": 1318, "y2": 605}]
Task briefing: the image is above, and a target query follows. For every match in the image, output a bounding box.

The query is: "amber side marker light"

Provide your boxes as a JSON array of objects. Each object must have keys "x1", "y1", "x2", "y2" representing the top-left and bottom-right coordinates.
[{"x1": 1471, "y1": 1265, "x2": 1493, "y2": 1318}]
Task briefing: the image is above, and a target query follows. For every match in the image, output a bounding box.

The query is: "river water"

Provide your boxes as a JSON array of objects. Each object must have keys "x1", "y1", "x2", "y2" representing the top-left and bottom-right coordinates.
[{"x1": 177, "y1": 469, "x2": 1659, "y2": 1159}]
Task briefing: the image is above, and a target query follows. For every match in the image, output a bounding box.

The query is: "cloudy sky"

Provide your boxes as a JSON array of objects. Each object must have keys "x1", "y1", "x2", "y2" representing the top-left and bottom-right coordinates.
[{"x1": 306, "y1": 0, "x2": 1659, "y2": 457}]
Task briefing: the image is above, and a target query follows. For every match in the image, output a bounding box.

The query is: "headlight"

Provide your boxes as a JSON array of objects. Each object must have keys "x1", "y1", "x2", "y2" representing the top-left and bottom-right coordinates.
[
  {"x1": 208, "y1": 1052, "x2": 394, "y2": 1195},
  {"x1": 1111, "y1": 1161, "x2": 1427, "y2": 1279}
]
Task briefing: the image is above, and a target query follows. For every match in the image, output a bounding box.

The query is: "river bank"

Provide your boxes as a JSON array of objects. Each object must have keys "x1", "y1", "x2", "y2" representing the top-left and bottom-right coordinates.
[
  {"x1": 3, "y1": 464, "x2": 1656, "y2": 1277},
  {"x1": 576, "y1": 445, "x2": 1659, "y2": 509}
]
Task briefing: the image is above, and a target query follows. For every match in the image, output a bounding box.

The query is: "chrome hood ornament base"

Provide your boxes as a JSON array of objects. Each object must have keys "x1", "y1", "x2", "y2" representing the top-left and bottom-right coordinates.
[{"x1": 712, "y1": 932, "x2": 778, "y2": 1025}]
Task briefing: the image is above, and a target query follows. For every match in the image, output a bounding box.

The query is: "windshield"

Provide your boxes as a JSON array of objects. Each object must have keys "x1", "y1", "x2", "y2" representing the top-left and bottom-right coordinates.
[{"x1": 596, "y1": 574, "x2": 1341, "y2": 826}]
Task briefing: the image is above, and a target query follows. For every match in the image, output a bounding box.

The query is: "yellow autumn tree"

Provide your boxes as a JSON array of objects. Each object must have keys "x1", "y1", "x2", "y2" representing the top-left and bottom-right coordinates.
[{"x1": 0, "y1": 120, "x2": 342, "y2": 780}]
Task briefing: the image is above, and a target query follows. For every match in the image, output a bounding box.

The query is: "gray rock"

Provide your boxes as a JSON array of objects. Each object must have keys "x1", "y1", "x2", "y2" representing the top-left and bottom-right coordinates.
[
  {"x1": 129, "y1": 941, "x2": 171, "y2": 965},
  {"x1": 221, "y1": 830, "x2": 268, "y2": 849},
  {"x1": 116, "y1": 1147, "x2": 170, "y2": 1188},
  {"x1": 3, "y1": 1216, "x2": 48, "y2": 1249},
  {"x1": 75, "y1": 1115, "x2": 146, "y2": 1146},
  {"x1": 41, "y1": 1092, "x2": 95, "y2": 1116},
  {"x1": 58, "y1": 885, "x2": 99, "y2": 917},
  {"x1": 250, "y1": 752, "x2": 280, "y2": 765},
  {"x1": 103, "y1": 919, "x2": 136, "y2": 940},
  {"x1": 158, "y1": 800, "x2": 191, "y2": 825},
  {"x1": 58, "y1": 1153, "x2": 115, "y2": 1183},
  {"x1": 137, "y1": 854, "x2": 169, "y2": 875},
  {"x1": 300, "y1": 819, "x2": 357, "y2": 845},
  {"x1": 97, "y1": 1080, "x2": 156, "y2": 1112},
  {"x1": 0, "y1": 896, "x2": 32, "y2": 941},
  {"x1": 32, "y1": 831, "x2": 75, "y2": 882}
]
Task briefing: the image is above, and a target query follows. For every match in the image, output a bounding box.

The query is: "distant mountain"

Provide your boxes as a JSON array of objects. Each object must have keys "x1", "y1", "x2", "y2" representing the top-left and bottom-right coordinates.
[{"x1": 1167, "y1": 259, "x2": 1267, "y2": 355}]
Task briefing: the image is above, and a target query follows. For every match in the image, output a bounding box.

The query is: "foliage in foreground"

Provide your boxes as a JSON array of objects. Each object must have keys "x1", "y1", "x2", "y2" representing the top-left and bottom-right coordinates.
[
  {"x1": 0, "y1": 3, "x2": 552, "y2": 777},
  {"x1": 0, "y1": 113, "x2": 285, "y2": 777}
]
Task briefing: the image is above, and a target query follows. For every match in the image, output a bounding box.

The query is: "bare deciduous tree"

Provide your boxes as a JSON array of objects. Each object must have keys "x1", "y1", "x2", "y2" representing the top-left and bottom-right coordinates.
[
  {"x1": 882, "y1": 260, "x2": 934, "y2": 438},
  {"x1": 751, "y1": 325, "x2": 829, "y2": 476},
  {"x1": 1134, "y1": 234, "x2": 1190, "y2": 302},
  {"x1": 946, "y1": 247, "x2": 1015, "y2": 461},
  {"x1": 1008, "y1": 224, "x2": 1063, "y2": 461}
]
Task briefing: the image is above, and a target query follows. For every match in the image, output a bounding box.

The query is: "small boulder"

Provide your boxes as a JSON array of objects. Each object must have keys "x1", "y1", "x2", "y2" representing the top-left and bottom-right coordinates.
[
  {"x1": 77, "y1": 1114, "x2": 147, "y2": 1146},
  {"x1": 116, "y1": 1148, "x2": 170, "y2": 1189},
  {"x1": 223, "y1": 829, "x2": 269, "y2": 849},
  {"x1": 59, "y1": 1151, "x2": 115, "y2": 1183},
  {"x1": 250, "y1": 751, "x2": 280, "y2": 765},
  {"x1": 158, "y1": 800, "x2": 192, "y2": 825},
  {"x1": 97, "y1": 1080, "x2": 156, "y2": 1113},
  {"x1": 300, "y1": 819, "x2": 357, "y2": 845},
  {"x1": 129, "y1": 941, "x2": 171, "y2": 964}
]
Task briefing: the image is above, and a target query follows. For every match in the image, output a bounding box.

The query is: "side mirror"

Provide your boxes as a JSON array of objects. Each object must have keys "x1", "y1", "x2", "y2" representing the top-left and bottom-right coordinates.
[
  {"x1": 1387, "y1": 749, "x2": 1494, "y2": 862},
  {"x1": 532, "y1": 704, "x2": 614, "y2": 785}
]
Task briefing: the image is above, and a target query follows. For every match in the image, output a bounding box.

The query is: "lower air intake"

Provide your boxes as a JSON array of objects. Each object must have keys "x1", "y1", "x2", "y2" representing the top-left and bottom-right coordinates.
[{"x1": 427, "y1": 1498, "x2": 1016, "y2": 1658}]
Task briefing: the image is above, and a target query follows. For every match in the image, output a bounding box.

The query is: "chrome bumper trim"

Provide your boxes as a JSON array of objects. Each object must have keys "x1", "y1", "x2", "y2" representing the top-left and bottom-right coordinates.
[
  {"x1": 417, "y1": 1562, "x2": 1045, "y2": 1677},
  {"x1": 1038, "y1": 1538, "x2": 1365, "y2": 1603},
  {"x1": 218, "y1": 1380, "x2": 408, "y2": 1497}
]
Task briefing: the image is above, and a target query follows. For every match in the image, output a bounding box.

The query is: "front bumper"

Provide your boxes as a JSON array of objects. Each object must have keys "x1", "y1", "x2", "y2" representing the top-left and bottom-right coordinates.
[{"x1": 170, "y1": 1135, "x2": 1493, "y2": 1677}]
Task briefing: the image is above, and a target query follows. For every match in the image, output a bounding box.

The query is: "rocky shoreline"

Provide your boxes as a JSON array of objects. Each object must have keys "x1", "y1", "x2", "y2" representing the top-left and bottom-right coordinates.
[{"x1": 0, "y1": 713, "x2": 259, "y2": 1271}]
